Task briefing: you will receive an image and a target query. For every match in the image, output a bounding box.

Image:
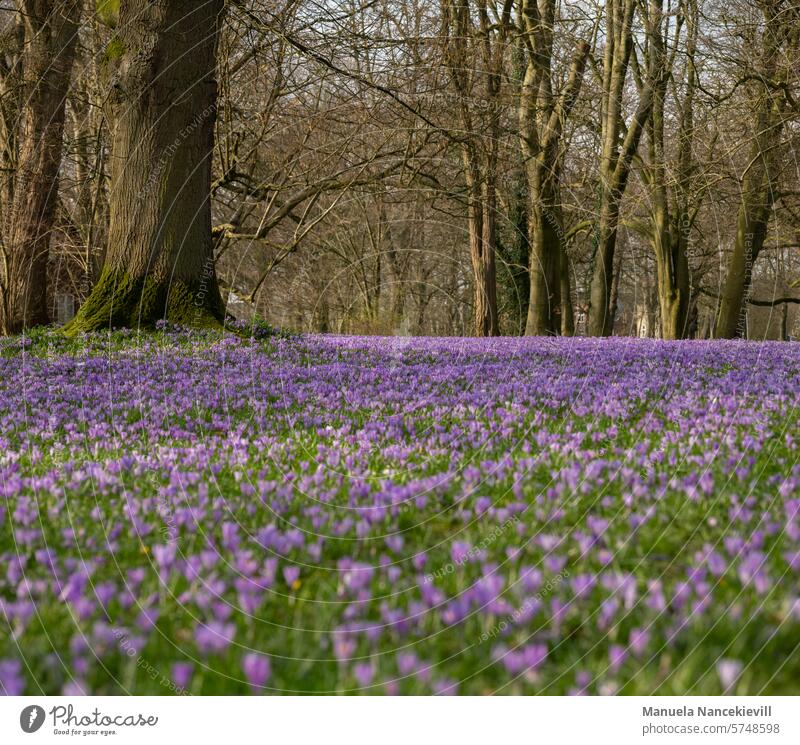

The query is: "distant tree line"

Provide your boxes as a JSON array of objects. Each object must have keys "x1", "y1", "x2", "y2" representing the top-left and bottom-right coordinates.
[{"x1": 0, "y1": 0, "x2": 798, "y2": 339}]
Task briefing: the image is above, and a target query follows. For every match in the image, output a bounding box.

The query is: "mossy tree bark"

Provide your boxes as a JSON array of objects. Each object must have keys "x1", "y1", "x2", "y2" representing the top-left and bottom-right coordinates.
[
  {"x1": 1, "y1": 0, "x2": 80, "y2": 334},
  {"x1": 67, "y1": 0, "x2": 225, "y2": 333}
]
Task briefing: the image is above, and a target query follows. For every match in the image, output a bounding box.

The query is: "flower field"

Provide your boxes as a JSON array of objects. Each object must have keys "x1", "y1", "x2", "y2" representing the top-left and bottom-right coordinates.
[{"x1": 1, "y1": 330, "x2": 799, "y2": 695}]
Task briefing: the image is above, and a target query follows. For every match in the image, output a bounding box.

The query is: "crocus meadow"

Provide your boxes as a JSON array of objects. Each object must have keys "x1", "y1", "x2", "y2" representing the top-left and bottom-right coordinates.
[{"x1": 0, "y1": 329, "x2": 798, "y2": 694}]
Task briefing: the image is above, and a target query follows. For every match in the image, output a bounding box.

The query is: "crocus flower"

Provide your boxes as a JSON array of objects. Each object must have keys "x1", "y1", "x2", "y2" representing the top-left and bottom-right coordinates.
[
  {"x1": 716, "y1": 659, "x2": 743, "y2": 693},
  {"x1": 171, "y1": 662, "x2": 194, "y2": 689},
  {"x1": 242, "y1": 653, "x2": 271, "y2": 690},
  {"x1": 194, "y1": 621, "x2": 236, "y2": 655},
  {"x1": 353, "y1": 662, "x2": 375, "y2": 688}
]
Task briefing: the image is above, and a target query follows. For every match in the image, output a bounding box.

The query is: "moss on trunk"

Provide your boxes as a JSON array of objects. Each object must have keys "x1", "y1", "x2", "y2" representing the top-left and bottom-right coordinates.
[
  {"x1": 71, "y1": 0, "x2": 225, "y2": 336},
  {"x1": 64, "y1": 268, "x2": 224, "y2": 335}
]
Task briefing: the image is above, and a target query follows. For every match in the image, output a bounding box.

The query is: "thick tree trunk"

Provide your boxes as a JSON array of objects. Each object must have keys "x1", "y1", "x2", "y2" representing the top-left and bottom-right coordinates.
[
  {"x1": 559, "y1": 235, "x2": 574, "y2": 336},
  {"x1": 648, "y1": 0, "x2": 693, "y2": 340},
  {"x1": 68, "y1": 0, "x2": 225, "y2": 333},
  {"x1": 713, "y1": 1, "x2": 786, "y2": 339},
  {"x1": 526, "y1": 173, "x2": 576, "y2": 337},
  {"x1": 586, "y1": 0, "x2": 654, "y2": 336},
  {"x1": 1, "y1": 0, "x2": 80, "y2": 334},
  {"x1": 525, "y1": 179, "x2": 562, "y2": 336},
  {"x1": 465, "y1": 182, "x2": 499, "y2": 337},
  {"x1": 651, "y1": 117, "x2": 692, "y2": 341},
  {"x1": 463, "y1": 147, "x2": 499, "y2": 337},
  {"x1": 587, "y1": 199, "x2": 621, "y2": 336},
  {"x1": 655, "y1": 256, "x2": 690, "y2": 339},
  {"x1": 714, "y1": 187, "x2": 776, "y2": 339},
  {"x1": 0, "y1": 15, "x2": 24, "y2": 241},
  {"x1": 517, "y1": 9, "x2": 588, "y2": 336},
  {"x1": 495, "y1": 169, "x2": 529, "y2": 335},
  {"x1": 606, "y1": 241, "x2": 623, "y2": 334}
]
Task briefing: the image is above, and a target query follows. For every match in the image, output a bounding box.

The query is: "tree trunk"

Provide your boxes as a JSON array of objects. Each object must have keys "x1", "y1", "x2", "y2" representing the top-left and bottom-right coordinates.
[
  {"x1": 587, "y1": 0, "x2": 655, "y2": 336},
  {"x1": 67, "y1": 0, "x2": 225, "y2": 333},
  {"x1": 714, "y1": 2, "x2": 786, "y2": 339},
  {"x1": 479, "y1": 175, "x2": 500, "y2": 336},
  {"x1": 525, "y1": 178, "x2": 562, "y2": 336},
  {"x1": 0, "y1": 14, "x2": 24, "y2": 241},
  {"x1": 648, "y1": 0, "x2": 694, "y2": 340},
  {"x1": 517, "y1": 4, "x2": 588, "y2": 336},
  {"x1": 587, "y1": 199, "x2": 622, "y2": 336},
  {"x1": 607, "y1": 242, "x2": 623, "y2": 334},
  {"x1": 559, "y1": 233, "x2": 574, "y2": 336},
  {"x1": 496, "y1": 168, "x2": 529, "y2": 335},
  {"x1": 1, "y1": 0, "x2": 80, "y2": 334},
  {"x1": 464, "y1": 151, "x2": 499, "y2": 336}
]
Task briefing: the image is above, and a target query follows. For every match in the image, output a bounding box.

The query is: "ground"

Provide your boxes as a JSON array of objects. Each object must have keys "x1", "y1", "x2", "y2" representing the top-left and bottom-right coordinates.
[{"x1": 0, "y1": 327, "x2": 798, "y2": 694}]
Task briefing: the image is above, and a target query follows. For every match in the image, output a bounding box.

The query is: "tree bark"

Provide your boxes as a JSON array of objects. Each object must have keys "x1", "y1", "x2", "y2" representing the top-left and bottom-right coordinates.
[
  {"x1": 714, "y1": 0, "x2": 788, "y2": 339},
  {"x1": 518, "y1": 0, "x2": 588, "y2": 336},
  {"x1": 649, "y1": 0, "x2": 693, "y2": 340},
  {"x1": 441, "y1": 0, "x2": 503, "y2": 336},
  {"x1": 587, "y1": 0, "x2": 655, "y2": 336},
  {"x1": 559, "y1": 227, "x2": 574, "y2": 335},
  {"x1": 463, "y1": 148, "x2": 499, "y2": 336},
  {"x1": 68, "y1": 0, "x2": 225, "y2": 333},
  {"x1": 1, "y1": 0, "x2": 80, "y2": 334}
]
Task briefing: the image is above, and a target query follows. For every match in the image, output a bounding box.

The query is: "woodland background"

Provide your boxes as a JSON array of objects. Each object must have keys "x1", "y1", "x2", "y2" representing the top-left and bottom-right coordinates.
[{"x1": 1, "y1": 0, "x2": 799, "y2": 340}]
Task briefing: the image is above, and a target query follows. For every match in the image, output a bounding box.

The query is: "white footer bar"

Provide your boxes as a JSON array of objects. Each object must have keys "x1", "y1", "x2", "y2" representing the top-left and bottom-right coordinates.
[{"x1": 1, "y1": 696, "x2": 795, "y2": 744}]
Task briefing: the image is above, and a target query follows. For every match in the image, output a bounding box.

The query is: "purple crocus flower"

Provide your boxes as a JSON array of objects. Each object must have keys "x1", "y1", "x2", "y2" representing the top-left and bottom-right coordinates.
[
  {"x1": 396, "y1": 652, "x2": 418, "y2": 676},
  {"x1": 283, "y1": 566, "x2": 300, "y2": 587},
  {"x1": 475, "y1": 496, "x2": 491, "y2": 514},
  {"x1": 522, "y1": 643, "x2": 548, "y2": 671},
  {"x1": 629, "y1": 627, "x2": 650, "y2": 656},
  {"x1": 609, "y1": 644, "x2": 627, "y2": 672},
  {"x1": 0, "y1": 659, "x2": 24, "y2": 695},
  {"x1": 194, "y1": 621, "x2": 236, "y2": 654},
  {"x1": 716, "y1": 659, "x2": 743, "y2": 692},
  {"x1": 171, "y1": 662, "x2": 194, "y2": 689},
  {"x1": 433, "y1": 678, "x2": 459, "y2": 695},
  {"x1": 353, "y1": 662, "x2": 375, "y2": 687},
  {"x1": 242, "y1": 653, "x2": 271, "y2": 690}
]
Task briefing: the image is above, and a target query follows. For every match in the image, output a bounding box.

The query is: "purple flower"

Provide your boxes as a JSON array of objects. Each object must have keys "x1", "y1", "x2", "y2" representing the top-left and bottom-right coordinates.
[
  {"x1": 333, "y1": 635, "x2": 356, "y2": 662},
  {"x1": 194, "y1": 621, "x2": 236, "y2": 654},
  {"x1": 283, "y1": 566, "x2": 300, "y2": 587},
  {"x1": 629, "y1": 627, "x2": 650, "y2": 656},
  {"x1": 475, "y1": 497, "x2": 491, "y2": 514},
  {"x1": 0, "y1": 659, "x2": 24, "y2": 695},
  {"x1": 385, "y1": 535, "x2": 404, "y2": 553},
  {"x1": 353, "y1": 662, "x2": 375, "y2": 688},
  {"x1": 152, "y1": 543, "x2": 176, "y2": 568},
  {"x1": 62, "y1": 679, "x2": 88, "y2": 695},
  {"x1": 396, "y1": 652, "x2": 418, "y2": 676},
  {"x1": 242, "y1": 653, "x2": 271, "y2": 690},
  {"x1": 433, "y1": 678, "x2": 459, "y2": 695},
  {"x1": 451, "y1": 542, "x2": 472, "y2": 565},
  {"x1": 522, "y1": 643, "x2": 548, "y2": 671},
  {"x1": 716, "y1": 659, "x2": 743, "y2": 692},
  {"x1": 171, "y1": 662, "x2": 194, "y2": 689},
  {"x1": 609, "y1": 644, "x2": 627, "y2": 672}
]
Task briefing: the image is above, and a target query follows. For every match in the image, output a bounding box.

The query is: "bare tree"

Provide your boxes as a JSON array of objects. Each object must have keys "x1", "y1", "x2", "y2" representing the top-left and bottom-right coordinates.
[
  {"x1": 517, "y1": 0, "x2": 589, "y2": 335},
  {"x1": 713, "y1": 0, "x2": 798, "y2": 338},
  {"x1": 586, "y1": 0, "x2": 657, "y2": 336},
  {"x1": 0, "y1": 0, "x2": 80, "y2": 333},
  {"x1": 440, "y1": 0, "x2": 513, "y2": 336}
]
